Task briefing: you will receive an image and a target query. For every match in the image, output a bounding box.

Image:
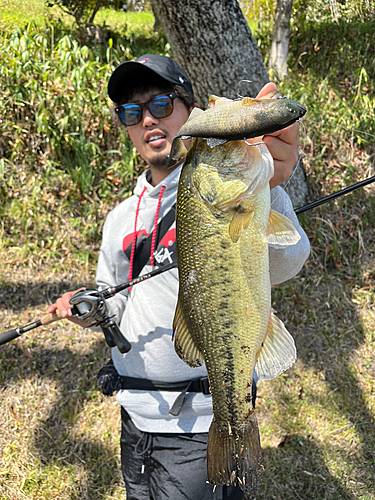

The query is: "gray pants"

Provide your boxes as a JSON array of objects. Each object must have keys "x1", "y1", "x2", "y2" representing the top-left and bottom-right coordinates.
[{"x1": 120, "y1": 408, "x2": 245, "y2": 500}]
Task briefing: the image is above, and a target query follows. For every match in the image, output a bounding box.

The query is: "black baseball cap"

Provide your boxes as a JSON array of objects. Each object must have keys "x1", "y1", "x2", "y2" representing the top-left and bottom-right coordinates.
[{"x1": 108, "y1": 54, "x2": 194, "y2": 103}]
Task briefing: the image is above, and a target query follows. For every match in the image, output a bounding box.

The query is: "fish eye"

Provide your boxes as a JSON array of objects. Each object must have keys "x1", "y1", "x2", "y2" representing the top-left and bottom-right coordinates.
[{"x1": 287, "y1": 107, "x2": 296, "y2": 114}]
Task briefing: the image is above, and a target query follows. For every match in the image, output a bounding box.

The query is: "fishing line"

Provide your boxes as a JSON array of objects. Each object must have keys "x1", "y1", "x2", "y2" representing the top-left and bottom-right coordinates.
[
  {"x1": 303, "y1": 119, "x2": 375, "y2": 141},
  {"x1": 269, "y1": 154, "x2": 300, "y2": 209}
]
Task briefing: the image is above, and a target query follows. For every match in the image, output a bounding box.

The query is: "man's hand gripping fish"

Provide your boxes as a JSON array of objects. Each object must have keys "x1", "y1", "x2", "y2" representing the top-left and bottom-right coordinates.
[{"x1": 170, "y1": 94, "x2": 306, "y2": 494}]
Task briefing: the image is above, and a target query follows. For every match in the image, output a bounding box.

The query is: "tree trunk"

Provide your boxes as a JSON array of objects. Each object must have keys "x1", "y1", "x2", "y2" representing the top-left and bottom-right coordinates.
[
  {"x1": 150, "y1": 0, "x2": 269, "y2": 108},
  {"x1": 151, "y1": 0, "x2": 309, "y2": 207},
  {"x1": 269, "y1": 0, "x2": 293, "y2": 79}
]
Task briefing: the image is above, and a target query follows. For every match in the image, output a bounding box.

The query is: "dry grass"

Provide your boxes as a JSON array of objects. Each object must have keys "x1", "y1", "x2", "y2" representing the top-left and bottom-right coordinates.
[
  {"x1": 0, "y1": 264, "x2": 124, "y2": 499},
  {"x1": 1, "y1": 177, "x2": 374, "y2": 500}
]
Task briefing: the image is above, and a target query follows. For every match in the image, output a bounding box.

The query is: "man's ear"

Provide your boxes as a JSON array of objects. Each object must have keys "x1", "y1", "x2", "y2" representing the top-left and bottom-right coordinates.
[{"x1": 189, "y1": 103, "x2": 200, "y2": 113}]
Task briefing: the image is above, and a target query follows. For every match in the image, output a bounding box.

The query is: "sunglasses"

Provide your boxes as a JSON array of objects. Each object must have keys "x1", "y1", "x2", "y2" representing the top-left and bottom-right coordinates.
[{"x1": 115, "y1": 93, "x2": 177, "y2": 127}]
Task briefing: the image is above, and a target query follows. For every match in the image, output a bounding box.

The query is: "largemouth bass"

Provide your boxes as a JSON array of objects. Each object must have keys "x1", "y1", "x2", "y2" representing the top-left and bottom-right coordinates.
[{"x1": 172, "y1": 95, "x2": 306, "y2": 493}]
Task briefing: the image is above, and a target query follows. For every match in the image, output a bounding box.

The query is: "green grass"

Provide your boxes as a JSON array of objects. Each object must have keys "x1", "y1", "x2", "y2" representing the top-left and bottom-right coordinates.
[{"x1": 0, "y1": 1, "x2": 375, "y2": 499}]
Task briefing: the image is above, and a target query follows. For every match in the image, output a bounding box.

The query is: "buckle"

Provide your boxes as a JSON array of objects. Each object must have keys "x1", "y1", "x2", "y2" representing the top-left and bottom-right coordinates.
[{"x1": 199, "y1": 377, "x2": 210, "y2": 395}]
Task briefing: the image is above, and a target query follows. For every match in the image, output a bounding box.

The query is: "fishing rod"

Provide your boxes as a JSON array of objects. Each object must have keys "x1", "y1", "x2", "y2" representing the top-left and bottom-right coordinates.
[
  {"x1": 1, "y1": 175, "x2": 374, "y2": 349},
  {"x1": 295, "y1": 174, "x2": 375, "y2": 215},
  {"x1": 0, "y1": 262, "x2": 176, "y2": 350}
]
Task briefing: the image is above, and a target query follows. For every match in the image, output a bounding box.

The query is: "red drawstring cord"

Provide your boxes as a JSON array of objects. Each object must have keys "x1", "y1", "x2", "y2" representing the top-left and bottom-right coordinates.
[
  {"x1": 128, "y1": 185, "x2": 165, "y2": 286},
  {"x1": 150, "y1": 185, "x2": 166, "y2": 266},
  {"x1": 128, "y1": 186, "x2": 147, "y2": 283}
]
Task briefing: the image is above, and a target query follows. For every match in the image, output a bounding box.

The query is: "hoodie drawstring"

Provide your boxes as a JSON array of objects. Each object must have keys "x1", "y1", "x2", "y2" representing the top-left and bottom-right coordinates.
[
  {"x1": 128, "y1": 186, "x2": 147, "y2": 284},
  {"x1": 150, "y1": 185, "x2": 166, "y2": 267},
  {"x1": 128, "y1": 185, "x2": 166, "y2": 283}
]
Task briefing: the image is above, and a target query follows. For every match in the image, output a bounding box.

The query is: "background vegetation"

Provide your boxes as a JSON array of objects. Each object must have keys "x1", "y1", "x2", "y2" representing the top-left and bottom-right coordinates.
[{"x1": 0, "y1": 0, "x2": 374, "y2": 498}]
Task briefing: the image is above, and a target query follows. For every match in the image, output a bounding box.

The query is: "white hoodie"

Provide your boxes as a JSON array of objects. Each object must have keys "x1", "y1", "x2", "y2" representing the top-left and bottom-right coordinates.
[{"x1": 96, "y1": 163, "x2": 310, "y2": 433}]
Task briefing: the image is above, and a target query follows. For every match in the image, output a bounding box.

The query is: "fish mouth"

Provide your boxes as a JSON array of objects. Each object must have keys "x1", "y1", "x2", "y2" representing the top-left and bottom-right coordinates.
[{"x1": 296, "y1": 103, "x2": 307, "y2": 119}]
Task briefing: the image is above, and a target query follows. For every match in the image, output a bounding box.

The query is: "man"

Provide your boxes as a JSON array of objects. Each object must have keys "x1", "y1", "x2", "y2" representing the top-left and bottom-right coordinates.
[{"x1": 49, "y1": 54, "x2": 310, "y2": 500}]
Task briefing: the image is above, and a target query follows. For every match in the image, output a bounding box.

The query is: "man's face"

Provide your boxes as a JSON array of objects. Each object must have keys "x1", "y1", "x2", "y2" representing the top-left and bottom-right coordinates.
[{"x1": 126, "y1": 89, "x2": 191, "y2": 171}]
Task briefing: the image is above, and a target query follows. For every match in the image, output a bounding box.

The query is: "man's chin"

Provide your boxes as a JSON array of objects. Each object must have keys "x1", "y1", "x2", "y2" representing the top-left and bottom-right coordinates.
[{"x1": 148, "y1": 155, "x2": 169, "y2": 170}]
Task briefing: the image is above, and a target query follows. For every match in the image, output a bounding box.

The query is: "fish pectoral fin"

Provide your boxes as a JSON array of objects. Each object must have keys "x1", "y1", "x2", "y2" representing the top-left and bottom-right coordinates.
[
  {"x1": 229, "y1": 207, "x2": 254, "y2": 243},
  {"x1": 196, "y1": 167, "x2": 225, "y2": 205},
  {"x1": 172, "y1": 300, "x2": 204, "y2": 368},
  {"x1": 266, "y1": 209, "x2": 301, "y2": 246},
  {"x1": 196, "y1": 167, "x2": 245, "y2": 210},
  {"x1": 206, "y1": 137, "x2": 231, "y2": 149},
  {"x1": 168, "y1": 137, "x2": 188, "y2": 169},
  {"x1": 255, "y1": 310, "x2": 296, "y2": 380}
]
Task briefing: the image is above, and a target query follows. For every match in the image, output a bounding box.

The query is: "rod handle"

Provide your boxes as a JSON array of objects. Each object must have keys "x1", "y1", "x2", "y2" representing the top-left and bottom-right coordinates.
[
  {"x1": 0, "y1": 310, "x2": 64, "y2": 347},
  {"x1": 40, "y1": 309, "x2": 63, "y2": 326}
]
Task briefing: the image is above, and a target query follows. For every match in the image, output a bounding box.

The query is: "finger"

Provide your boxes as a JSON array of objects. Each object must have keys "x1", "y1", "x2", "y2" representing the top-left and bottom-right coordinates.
[
  {"x1": 269, "y1": 159, "x2": 295, "y2": 190},
  {"x1": 263, "y1": 134, "x2": 300, "y2": 164},
  {"x1": 256, "y1": 82, "x2": 277, "y2": 99},
  {"x1": 47, "y1": 304, "x2": 58, "y2": 314}
]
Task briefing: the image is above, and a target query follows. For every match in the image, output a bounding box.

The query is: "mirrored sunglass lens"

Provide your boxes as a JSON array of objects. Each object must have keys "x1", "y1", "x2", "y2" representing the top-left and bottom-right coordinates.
[
  {"x1": 149, "y1": 96, "x2": 173, "y2": 118},
  {"x1": 122, "y1": 104, "x2": 141, "y2": 125}
]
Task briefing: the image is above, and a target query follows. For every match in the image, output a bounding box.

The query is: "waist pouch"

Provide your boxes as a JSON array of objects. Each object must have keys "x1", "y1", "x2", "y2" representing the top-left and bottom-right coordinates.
[{"x1": 97, "y1": 359, "x2": 210, "y2": 416}]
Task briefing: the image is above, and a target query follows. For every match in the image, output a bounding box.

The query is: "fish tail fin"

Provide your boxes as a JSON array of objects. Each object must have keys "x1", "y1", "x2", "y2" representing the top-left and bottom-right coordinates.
[{"x1": 207, "y1": 413, "x2": 262, "y2": 494}]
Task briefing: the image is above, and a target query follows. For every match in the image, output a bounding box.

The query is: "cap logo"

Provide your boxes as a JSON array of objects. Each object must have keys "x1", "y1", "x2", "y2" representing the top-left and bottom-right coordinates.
[
  {"x1": 179, "y1": 77, "x2": 184, "y2": 83},
  {"x1": 139, "y1": 58, "x2": 148, "y2": 63}
]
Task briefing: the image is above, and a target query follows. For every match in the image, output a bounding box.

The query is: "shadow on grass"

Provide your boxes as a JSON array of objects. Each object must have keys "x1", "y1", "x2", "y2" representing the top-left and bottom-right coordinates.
[
  {"x1": 272, "y1": 254, "x2": 375, "y2": 494},
  {"x1": 253, "y1": 435, "x2": 356, "y2": 500},
  {"x1": 0, "y1": 334, "x2": 122, "y2": 499},
  {"x1": 0, "y1": 278, "x2": 94, "y2": 314}
]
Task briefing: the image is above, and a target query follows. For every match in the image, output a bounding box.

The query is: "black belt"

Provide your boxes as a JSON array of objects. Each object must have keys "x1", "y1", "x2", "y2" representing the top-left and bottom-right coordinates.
[{"x1": 119, "y1": 375, "x2": 210, "y2": 416}]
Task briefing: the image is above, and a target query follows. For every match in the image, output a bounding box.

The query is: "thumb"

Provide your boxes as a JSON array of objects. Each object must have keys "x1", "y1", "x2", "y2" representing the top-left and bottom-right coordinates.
[{"x1": 256, "y1": 82, "x2": 277, "y2": 99}]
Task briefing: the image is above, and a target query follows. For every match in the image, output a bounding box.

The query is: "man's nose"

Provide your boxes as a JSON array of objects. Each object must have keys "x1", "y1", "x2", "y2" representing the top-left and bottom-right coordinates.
[{"x1": 142, "y1": 108, "x2": 159, "y2": 127}]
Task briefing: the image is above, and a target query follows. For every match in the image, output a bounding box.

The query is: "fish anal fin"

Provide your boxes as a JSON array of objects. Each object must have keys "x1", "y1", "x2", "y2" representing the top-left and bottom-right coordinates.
[
  {"x1": 173, "y1": 300, "x2": 204, "y2": 368},
  {"x1": 229, "y1": 207, "x2": 254, "y2": 243},
  {"x1": 255, "y1": 310, "x2": 296, "y2": 380},
  {"x1": 266, "y1": 209, "x2": 301, "y2": 246}
]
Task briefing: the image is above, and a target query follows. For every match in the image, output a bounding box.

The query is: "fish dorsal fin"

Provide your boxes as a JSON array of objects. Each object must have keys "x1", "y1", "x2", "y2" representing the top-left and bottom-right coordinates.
[
  {"x1": 266, "y1": 209, "x2": 301, "y2": 246},
  {"x1": 206, "y1": 137, "x2": 230, "y2": 148},
  {"x1": 241, "y1": 97, "x2": 259, "y2": 107},
  {"x1": 255, "y1": 310, "x2": 296, "y2": 380},
  {"x1": 229, "y1": 207, "x2": 254, "y2": 243},
  {"x1": 167, "y1": 137, "x2": 188, "y2": 169},
  {"x1": 173, "y1": 299, "x2": 204, "y2": 368}
]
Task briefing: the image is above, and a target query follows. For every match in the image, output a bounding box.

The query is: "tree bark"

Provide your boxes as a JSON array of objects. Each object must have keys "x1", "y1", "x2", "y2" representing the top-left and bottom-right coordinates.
[
  {"x1": 151, "y1": 0, "x2": 309, "y2": 207},
  {"x1": 150, "y1": 0, "x2": 269, "y2": 108},
  {"x1": 269, "y1": 0, "x2": 293, "y2": 78}
]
